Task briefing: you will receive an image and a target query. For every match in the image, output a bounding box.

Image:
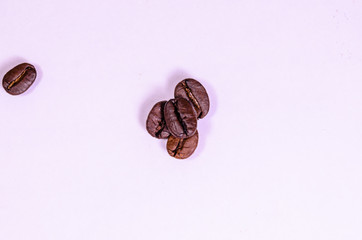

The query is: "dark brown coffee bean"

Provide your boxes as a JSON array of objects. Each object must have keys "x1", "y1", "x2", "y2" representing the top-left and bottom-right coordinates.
[
  {"x1": 164, "y1": 98, "x2": 197, "y2": 138},
  {"x1": 146, "y1": 101, "x2": 170, "y2": 139},
  {"x1": 174, "y1": 78, "x2": 209, "y2": 119},
  {"x1": 167, "y1": 130, "x2": 198, "y2": 159},
  {"x1": 2, "y1": 63, "x2": 37, "y2": 95}
]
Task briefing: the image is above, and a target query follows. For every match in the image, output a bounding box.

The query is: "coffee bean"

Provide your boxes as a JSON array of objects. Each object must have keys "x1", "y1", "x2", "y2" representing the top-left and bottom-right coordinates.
[
  {"x1": 167, "y1": 130, "x2": 198, "y2": 159},
  {"x1": 164, "y1": 98, "x2": 197, "y2": 138},
  {"x1": 2, "y1": 63, "x2": 37, "y2": 95},
  {"x1": 174, "y1": 78, "x2": 209, "y2": 119},
  {"x1": 146, "y1": 101, "x2": 170, "y2": 139}
]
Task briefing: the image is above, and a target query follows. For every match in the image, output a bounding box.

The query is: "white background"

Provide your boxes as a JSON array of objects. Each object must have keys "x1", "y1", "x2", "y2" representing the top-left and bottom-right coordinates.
[{"x1": 0, "y1": 0, "x2": 362, "y2": 239}]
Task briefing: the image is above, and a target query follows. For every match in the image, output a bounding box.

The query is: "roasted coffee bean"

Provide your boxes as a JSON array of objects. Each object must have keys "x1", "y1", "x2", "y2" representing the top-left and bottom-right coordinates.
[
  {"x1": 2, "y1": 63, "x2": 37, "y2": 95},
  {"x1": 164, "y1": 98, "x2": 197, "y2": 138},
  {"x1": 146, "y1": 101, "x2": 170, "y2": 139},
  {"x1": 167, "y1": 131, "x2": 198, "y2": 159},
  {"x1": 174, "y1": 78, "x2": 209, "y2": 119}
]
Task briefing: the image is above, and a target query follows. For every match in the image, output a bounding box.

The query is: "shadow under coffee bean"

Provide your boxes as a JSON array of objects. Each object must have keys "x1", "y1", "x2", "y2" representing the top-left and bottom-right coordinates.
[
  {"x1": 2, "y1": 63, "x2": 37, "y2": 95},
  {"x1": 146, "y1": 78, "x2": 210, "y2": 159}
]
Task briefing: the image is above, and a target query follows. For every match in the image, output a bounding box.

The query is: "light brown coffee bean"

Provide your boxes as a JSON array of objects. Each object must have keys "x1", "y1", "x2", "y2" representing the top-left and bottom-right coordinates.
[{"x1": 167, "y1": 131, "x2": 199, "y2": 159}]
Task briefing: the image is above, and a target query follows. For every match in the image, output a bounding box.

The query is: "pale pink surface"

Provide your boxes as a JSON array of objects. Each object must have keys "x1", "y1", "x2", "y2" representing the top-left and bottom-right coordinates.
[{"x1": 0, "y1": 1, "x2": 362, "y2": 239}]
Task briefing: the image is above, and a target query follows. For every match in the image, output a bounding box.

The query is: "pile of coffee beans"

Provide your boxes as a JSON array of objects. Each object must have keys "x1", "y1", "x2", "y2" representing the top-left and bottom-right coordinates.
[
  {"x1": 146, "y1": 78, "x2": 210, "y2": 159},
  {"x1": 2, "y1": 63, "x2": 37, "y2": 95}
]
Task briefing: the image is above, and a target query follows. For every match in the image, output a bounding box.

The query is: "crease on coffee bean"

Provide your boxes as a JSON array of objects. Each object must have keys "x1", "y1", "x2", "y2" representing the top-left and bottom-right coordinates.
[
  {"x1": 182, "y1": 80, "x2": 202, "y2": 118},
  {"x1": 155, "y1": 102, "x2": 167, "y2": 137},
  {"x1": 155, "y1": 120, "x2": 166, "y2": 137},
  {"x1": 7, "y1": 66, "x2": 32, "y2": 90},
  {"x1": 172, "y1": 138, "x2": 184, "y2": 157},
  {"x1": 172, "y1": 100, "x2": 188, "y2": 136}
]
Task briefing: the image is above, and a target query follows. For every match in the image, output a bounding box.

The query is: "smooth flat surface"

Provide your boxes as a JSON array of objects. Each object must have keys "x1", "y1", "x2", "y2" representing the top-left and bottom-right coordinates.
[{"x1": 1, "y1": 1, "x2": 362, "y2": 239}]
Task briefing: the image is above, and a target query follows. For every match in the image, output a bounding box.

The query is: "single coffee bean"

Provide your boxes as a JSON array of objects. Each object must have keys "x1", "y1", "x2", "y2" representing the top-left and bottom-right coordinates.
[
  {"x1": 174, "y1": 78, "x2": 210, "y2": 119},
  {"x1": 146, "y1": 101, "x2": 170, "y2": 139},
  {"x1": 164, "y1": 98, "x2": 197, "y2": 138},
  {"x1": 2, "y1": 63, "x2": 37, "y2": 95},
  {"x1": 167, "y1": 130, "x2": 198, "y2": 159}
]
